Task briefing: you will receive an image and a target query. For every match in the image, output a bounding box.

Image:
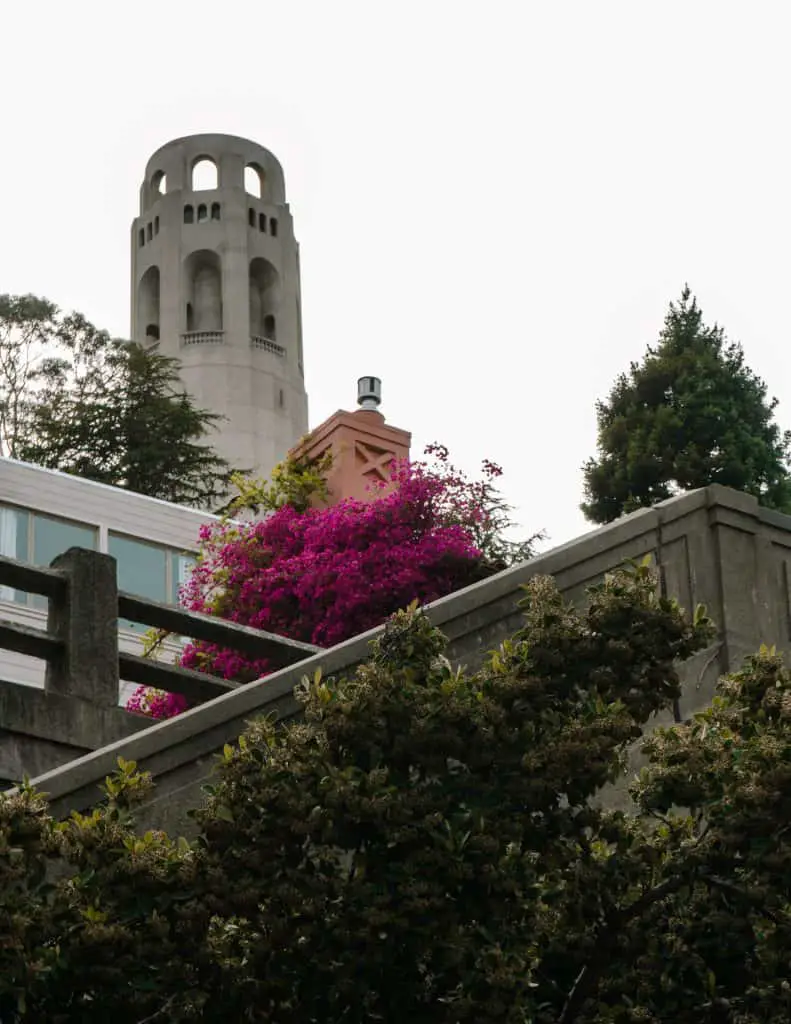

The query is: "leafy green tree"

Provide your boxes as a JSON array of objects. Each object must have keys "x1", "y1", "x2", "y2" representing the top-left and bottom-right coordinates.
[
  {"x1": 0, "y1": 294, "x2": 57, "y2": 458},
  {"x1": 0, "y1": 295, "x2": 236, "y2": 507},
  {"x1": 582, "y1": 286, "x2": 791, "y2": 523},
  {"x1": 8, "y1": 562, "x2": 791, "y2": 1020},
  {"x1": 213, "y1": 446, "x2": 334, "y2": 519}
]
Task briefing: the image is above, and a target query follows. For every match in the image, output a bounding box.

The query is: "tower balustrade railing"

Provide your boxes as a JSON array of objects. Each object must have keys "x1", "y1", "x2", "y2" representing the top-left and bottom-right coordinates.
[
  {"x1": 180, "y1": 331, "x2": 225, "y2": 346},
  {"x1": 250, "y1": 335, "x2": 285, "y2": 357}
]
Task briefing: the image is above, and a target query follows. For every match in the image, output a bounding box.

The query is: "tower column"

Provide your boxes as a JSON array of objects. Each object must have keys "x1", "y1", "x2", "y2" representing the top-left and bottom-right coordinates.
[{"x1": 130, "y1": 133, "x2": 309, "y2": 490}]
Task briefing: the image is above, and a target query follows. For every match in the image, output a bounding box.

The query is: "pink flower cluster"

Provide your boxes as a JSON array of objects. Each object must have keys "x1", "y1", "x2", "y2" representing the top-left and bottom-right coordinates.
[
  {"x1": 126, "y1": 454, "x2": 505, "y2": 719},
  {"x1": 125, "y1": 686, "x2": 188, "y2": 719}
]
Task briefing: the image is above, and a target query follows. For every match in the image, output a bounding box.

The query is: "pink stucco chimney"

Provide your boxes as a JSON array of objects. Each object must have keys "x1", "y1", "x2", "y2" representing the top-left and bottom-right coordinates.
[{"x1": 289, "y1": 377, "x2": 411, "y2": 507}]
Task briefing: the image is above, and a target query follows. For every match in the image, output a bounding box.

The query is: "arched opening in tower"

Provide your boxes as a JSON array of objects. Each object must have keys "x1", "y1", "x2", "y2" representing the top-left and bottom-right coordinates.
[
  {"x1": 244, "y1": 163, "x2": 265, "y2": 198},
  {"x1": 191, "y1": 157, "x2": 218, "y2": 191},
  {"x1": 137, "y1": 265, "x2": 161, "y2": 343},
  {"x1": 249, "y1": 257, "x2": 280, "y2": 341},
  {"x1": 184, "y1": 250, "x2": 223, "y2": 333}
]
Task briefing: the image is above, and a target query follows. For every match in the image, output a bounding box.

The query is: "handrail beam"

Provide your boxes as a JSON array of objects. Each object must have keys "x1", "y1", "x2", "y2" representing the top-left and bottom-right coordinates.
[{"x1": 117, "y1": 592, "x2": 320, "y2": 667}]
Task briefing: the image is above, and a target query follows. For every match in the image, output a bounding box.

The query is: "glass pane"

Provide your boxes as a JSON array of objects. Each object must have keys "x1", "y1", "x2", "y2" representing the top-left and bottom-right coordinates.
[
  {"x1": 109, "y1": 534, "x2": 168, "y2": 632},
  {"x1": 0, "y1": 505, "x2": 29, "y2": 604},
  {"x1": 33, "y1": 514, "x2": 96, "y2": 567},
  {"x1": 170, "y1": 552, "x2": 196, "y2": 606},
  {"x1": 31, "y1": 513, "x2": 96, "y2": 610}
]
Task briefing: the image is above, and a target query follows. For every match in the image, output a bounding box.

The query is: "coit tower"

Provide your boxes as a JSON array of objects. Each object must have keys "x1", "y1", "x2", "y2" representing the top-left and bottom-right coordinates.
[{"x1": 130, "y1": 133, "x2": 309, "y2": 482}]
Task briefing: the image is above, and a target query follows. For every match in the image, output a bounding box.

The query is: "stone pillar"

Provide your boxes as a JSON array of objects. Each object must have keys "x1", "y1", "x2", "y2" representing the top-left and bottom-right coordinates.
[
  {"x1": 705, "y1": 486, "x2": 768, "y2": 669},
  {"x1": 45, "y1": 548, "x2": 119, "y2": 708}
]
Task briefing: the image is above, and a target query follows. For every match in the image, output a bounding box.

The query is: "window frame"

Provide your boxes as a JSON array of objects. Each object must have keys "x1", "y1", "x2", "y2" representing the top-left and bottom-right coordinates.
[
  {"x1": 0, "y1": 502, "x2": 196, "y2": 614},
  {"x1": 0, "y1": 503, "x2": 99, "y2": 608}
]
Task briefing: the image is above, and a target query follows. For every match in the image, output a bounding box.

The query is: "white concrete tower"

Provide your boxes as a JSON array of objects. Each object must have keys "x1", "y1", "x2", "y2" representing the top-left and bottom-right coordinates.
[{"x1": 131, "y1": 133, "x2": 308, "y2": 480}]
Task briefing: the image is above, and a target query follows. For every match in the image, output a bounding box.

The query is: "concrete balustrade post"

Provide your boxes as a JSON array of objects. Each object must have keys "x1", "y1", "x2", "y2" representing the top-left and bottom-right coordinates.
[{"x1": 45, "y1": 547, "x2": 119, "y2": 708}]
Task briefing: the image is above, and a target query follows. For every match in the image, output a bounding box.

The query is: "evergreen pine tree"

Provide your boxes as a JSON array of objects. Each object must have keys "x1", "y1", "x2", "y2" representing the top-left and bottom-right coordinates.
[
  {"x1": 0, "y1": 297, "x2": 236, "y2": 508},
  {"x1": 582, "y1": 286, "x2": 791, "y2": 523}
]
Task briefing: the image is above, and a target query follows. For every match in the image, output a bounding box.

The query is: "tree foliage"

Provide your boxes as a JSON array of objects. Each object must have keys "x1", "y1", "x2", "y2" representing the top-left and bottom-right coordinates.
[
  {"x1": 6, "y1": 563, "x2": 791, "y2": 1019},
  {"x1": 0, "y1": 293, "x2": 57, "y2": 458},
  {"x1": 413, "y1": 443, "x2": 545, "y2": 571},
  {"x1": 0, "y1": 294, "x2": 235, "y2": 507},
  {"x1": 582, "y1": 286, "x2": 791, "y2": 523},
  {"x1": 214, "y1": 445, "x2": 334, "y2": 519}
]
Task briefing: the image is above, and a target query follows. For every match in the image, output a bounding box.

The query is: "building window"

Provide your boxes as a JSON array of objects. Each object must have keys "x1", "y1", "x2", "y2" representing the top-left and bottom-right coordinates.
[
  {"x1": 33, "y1": 516, "x2": 96, "y2": 574},
  {"x1": 184, "y1": 205, "x2": 194, "y2": 224},
  {"x1": 197, "y1": 204, "x2": 208, "y2": 223},
  {"x1": 110, "y1": 534, "x2": 195, "y2": 631},
  {"x1": 0, "y1": 505, "x2": 97, "y2": 608},
  {"x1": 264, "y1": 313, "x2": 276, "y2": 340},
  {"x1": 0, "y1": 506, "x2": 195, "y2": 624},
  {"x1": 110, "y1": 533, "x2": 167, "y2": 632},
  {"x1": 154, "y1": 216, "x2": 160, "y2": 235},
  {"x1": 110, "y1": 534, "x2": 167, "y2": 601},
  {"x1": 248, "y1": 208, "x2": 255, "y2": 227},
  {"x1": 269, "y1": 217, "x2": 278, "y2": 237},
  {"x1": 138, "y1": 228, "x2": 145, "y2": 247},
  {"x1": 211, "y1": 202, "x2": 221, "y2": 221},
  {"x1": 259, "y1": 212, "x2": 266, "y2": 232},
  {"x1": 32, "y1": 514, "x2": 98, "y2": 609},
  {"x1": 171, "y1": 552, "x2": 195, "y2": 605},
  {"x1": 146, "y1": 222, "x2": 153, "y2": 242},
  {"x1": 0, "y1": 506, "x2": 28, "y2": 603}
]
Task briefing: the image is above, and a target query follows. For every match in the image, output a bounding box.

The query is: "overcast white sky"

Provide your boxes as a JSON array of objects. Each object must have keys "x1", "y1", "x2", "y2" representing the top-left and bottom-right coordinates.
[{"x1": 2, "y1": 1, "x2": 790, "y2": 550}]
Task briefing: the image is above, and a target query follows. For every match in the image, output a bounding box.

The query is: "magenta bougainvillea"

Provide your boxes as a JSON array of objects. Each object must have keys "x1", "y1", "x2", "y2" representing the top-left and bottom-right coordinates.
[
  {"x1": 126, "y1": 449, "x2": 538, "y2": 719},
  {"x1": 125, "y1": 686, "x2": 188, "y2": 720}
]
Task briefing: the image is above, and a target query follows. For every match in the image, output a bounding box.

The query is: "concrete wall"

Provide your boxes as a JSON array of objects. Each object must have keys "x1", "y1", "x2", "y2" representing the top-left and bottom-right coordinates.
[{"x1": 24, "y1": 485, "x2": 791, "y2": 833}]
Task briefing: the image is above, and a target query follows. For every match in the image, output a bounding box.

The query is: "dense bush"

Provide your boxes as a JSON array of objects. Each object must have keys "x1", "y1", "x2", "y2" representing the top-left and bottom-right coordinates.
[
  {"x1": 7, "y1": 563, "x2": 791, "y2": 1020},
  {"x1": 127, "y1": 446, "x2": 542, "y2": 716},
  {"x1": 178, "y1": 465, "x2": 485, "y2": 682}
]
